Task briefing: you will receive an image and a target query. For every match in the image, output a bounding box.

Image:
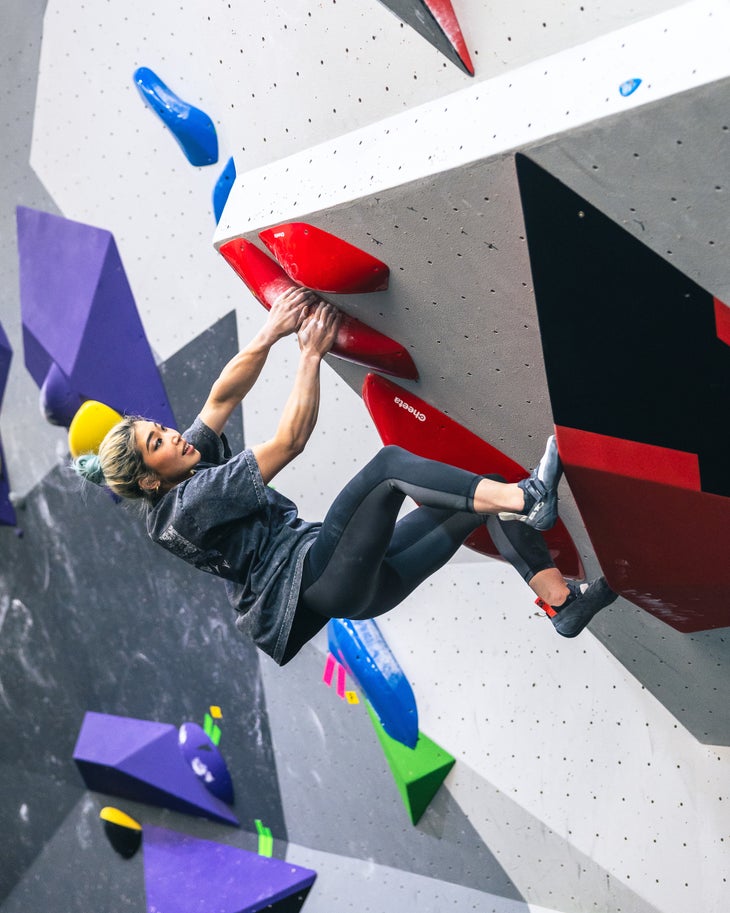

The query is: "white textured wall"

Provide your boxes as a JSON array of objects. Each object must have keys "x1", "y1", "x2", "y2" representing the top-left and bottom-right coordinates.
[
  {"x1": 21, "y1": 1, "x2": 730, "y2": 912},
  {"x1": 214, "y1": 0, "x2": 729, "y2": 243},
  {"x1": 31, "y1": 0, "x2": 692, "y2": 361}
]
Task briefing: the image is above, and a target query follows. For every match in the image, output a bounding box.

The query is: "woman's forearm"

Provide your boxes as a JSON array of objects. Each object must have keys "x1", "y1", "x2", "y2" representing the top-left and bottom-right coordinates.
[
  {"x1": 199, "y1": 326, "x2": 278, "y2": 434},
  {"x1": 250, "y1": 299, "x2": 339, "y2": 484},
  {"x1": 213, "y1": 325, "x2": 279, "y2": 402},
  {"x1": 275, "y1": 352, "x2": 322, "y2": 455},
  {"x1": 251, "y1": 353, "x2": 322, "y2": 483},
  {"x1": 200, "y1": 287, "x2": 317, "y2": 434}
]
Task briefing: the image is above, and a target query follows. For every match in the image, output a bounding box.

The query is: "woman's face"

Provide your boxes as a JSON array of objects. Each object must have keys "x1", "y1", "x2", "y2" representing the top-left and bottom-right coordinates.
[{"x1": 134, "y1": 421, "x2": 201, "y2": 486}]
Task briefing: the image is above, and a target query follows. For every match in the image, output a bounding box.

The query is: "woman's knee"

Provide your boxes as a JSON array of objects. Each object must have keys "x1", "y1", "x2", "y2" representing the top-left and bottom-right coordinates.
[
  {"x1": 300, "y1": 588, "x2": 368, "y2": 621},
  {"x1": 378, "y1": 444, "x2": 409, "y2": 460},
  {"x1": 368, "y1": 444, "x2": 411, "y2": 475}
]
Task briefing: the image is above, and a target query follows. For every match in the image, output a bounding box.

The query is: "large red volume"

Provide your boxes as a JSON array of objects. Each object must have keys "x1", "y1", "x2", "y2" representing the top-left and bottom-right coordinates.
[
  {"x1": 556, "y1": 425, "x2": 730, "y2": 632},
  {"x1": 218, "y1": 239, "x2": 417, "y2": 380}
]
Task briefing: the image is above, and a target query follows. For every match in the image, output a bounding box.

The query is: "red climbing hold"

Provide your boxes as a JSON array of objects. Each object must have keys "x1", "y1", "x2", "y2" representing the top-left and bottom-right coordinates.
[
  {"x1": 259, "y1": 222, "x2": 389, "y2": 294},
  {"x1": 219, "y1": 239, "x2": 417, "y2": 379}
]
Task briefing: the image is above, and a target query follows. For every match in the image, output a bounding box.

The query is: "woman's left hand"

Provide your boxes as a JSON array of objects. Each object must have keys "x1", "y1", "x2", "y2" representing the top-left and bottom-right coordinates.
[{"x1": 297, "y1": 301, "x2": 341, "y2": 357}]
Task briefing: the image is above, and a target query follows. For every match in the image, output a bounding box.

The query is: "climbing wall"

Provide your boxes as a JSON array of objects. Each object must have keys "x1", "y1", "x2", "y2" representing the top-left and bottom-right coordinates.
[{"x1": 1, "y1": 2, "x2": 729, "y2": 913}]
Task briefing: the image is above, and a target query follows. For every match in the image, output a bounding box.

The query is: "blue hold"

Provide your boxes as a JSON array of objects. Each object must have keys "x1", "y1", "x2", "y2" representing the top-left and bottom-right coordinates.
[
  {"x1": 178, "y1": 722, "x2": 234, "y2": 805},
  {"x1": 328, "y1": 618, "x2": 419, "y2": 748},
  {"x1": 133, "y1": 67, "x2": 218, "y2": 166},
  {"x1": 213, "y1": 157, "x2": 236, "y2": 223},
  {"x1": 619, "y1": 78, "x2": 642, "y2": 97}
]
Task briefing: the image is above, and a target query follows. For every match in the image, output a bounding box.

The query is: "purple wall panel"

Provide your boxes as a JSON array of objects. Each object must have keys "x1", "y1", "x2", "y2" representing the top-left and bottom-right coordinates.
[
  {"x1": 73, "y1": 712, "x2": 239, "y2": 826},
  {"x1": 143, "y1": 825, "x2": 316, "y2": 913},
  {"x1": 17, "y1": 206, "x2": 175, "y2": 426}
]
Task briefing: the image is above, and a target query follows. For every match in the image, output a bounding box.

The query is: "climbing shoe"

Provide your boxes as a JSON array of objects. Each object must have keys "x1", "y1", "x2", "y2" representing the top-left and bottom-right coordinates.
[
  {"x1": 499, "y1": 434, "x2": 562, "y2": 531},
  {"x1": 537, "y1": 576, "x2": 618, "y2": 638}
]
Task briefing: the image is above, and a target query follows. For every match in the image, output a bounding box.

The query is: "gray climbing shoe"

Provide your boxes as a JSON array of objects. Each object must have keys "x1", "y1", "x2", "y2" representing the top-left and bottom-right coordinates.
[
  {"x1": 499, "y1": 434, "x2": 563, "y2": 531},
  {"x1": 540, "y1": 576, "x2": 618, "y2": 637}
]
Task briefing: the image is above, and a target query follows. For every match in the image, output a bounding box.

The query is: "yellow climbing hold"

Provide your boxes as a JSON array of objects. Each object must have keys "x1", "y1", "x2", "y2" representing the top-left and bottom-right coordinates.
[
  {"x1": 99, "y1": 807, "x2": 142, "y2": 830},
  {"x1": 100, "y1": 806, "x2": 143, "y2": 859},
  {"x1": 68, "y1": 400, "x2": 123, "y2": 457}
]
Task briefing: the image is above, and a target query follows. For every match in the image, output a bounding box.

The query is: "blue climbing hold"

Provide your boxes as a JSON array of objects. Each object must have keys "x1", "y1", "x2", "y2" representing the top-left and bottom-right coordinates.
[
  {"x1": 328, "y1": 618, "x2": 419, "y2": 749},
  {"x1": 133, "y1": 67, "x2": 218, "y2": 166},
  {"x1": 213, "y1": 157, "x2": 236, "y2": 223},
  {"x1": 178, "y1": 722, "x2": 234, "y2": 805},
  {"x1": 619, "y1": 78, "x2": 642, "y2": 97}
]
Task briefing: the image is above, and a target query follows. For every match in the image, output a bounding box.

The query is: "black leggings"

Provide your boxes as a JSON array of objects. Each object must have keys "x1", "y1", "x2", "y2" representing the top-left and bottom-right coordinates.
[{"x1": 282, "y1": 446, "x2": 555, "y2": 662}]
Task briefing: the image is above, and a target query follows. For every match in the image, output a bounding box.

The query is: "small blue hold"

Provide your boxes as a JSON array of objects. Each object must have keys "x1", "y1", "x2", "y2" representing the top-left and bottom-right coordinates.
[
  {"x1": 213, "y1": 157, "x2": 236, "y2": 223},
  {"x1": 619, "y1": 78, "x2": 642, "y2": 97},
  {"x1": 133, "y1": 66, "x2": 218, "y2": 166}
]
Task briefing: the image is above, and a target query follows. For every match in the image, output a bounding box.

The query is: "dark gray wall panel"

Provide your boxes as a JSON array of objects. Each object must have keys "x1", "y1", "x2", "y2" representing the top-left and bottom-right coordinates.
[
  {"x1": 0, "y1": 765, "x2": 84, "y2": 905},
  {"x1": 0, "y1": 315, "x2": 282, "y2": 905}
]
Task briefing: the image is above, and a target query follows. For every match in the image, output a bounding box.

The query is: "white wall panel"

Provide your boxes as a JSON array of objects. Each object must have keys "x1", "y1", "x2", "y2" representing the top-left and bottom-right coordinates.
[
  {"x1": 215, "y1": 0, "x2": 729, "y2": 241},
  {"x1": 31, "y1": 0, "x2": 692, "y2": 360},
  {"x1": 378, "y1": 562, "x2": 730, "y2": 912}
]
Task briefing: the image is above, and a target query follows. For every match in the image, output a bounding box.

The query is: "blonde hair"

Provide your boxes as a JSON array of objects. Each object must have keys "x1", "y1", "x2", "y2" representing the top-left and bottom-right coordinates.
[{"x1": 73, "y1": 415, "x2": 155, "y2": 501}]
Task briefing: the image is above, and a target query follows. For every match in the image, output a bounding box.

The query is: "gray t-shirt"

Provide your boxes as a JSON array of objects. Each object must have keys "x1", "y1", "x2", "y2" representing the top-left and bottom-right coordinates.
[{"x1": 146, "y1": 417, "x2": 321, "y2": 664}]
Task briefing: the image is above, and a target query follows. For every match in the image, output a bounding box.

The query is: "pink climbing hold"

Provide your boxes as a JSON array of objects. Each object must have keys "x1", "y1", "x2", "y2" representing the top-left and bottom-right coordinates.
[{"x1": 323, "y1": 653, "x2": 337, "y2": 687}]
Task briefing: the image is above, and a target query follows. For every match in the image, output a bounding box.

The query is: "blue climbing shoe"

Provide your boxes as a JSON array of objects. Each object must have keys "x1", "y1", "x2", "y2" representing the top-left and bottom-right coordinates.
[{"x1": 539, "y1": 577, "x2": 618, "y2": 637}]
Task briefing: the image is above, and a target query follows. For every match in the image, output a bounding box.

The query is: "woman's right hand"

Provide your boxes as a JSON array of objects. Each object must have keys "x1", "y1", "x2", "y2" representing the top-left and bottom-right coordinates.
[{"x1": 297, "y1": 300, "x2": 341, "y2": 358}]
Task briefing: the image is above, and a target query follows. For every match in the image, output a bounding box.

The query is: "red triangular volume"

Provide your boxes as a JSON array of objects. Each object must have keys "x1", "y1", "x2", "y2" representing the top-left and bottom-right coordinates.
[
  {"x1": 259, "y1": 223, "x2": 389, "y2": 294},
  {"x1": 219, "y1": 239, "x2": 418, "y2": 380},
  {"x1": 425, "y1": 0, "x2": 474, "y2": 74},
  {"x1": 376, "y1": 0, "x2": 473, "y2": 76}
]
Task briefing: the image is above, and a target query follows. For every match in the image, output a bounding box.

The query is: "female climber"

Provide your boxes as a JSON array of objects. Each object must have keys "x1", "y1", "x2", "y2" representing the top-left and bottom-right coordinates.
[{"x1": 74, "y1": 286, "x2": 617, "y2": 665}]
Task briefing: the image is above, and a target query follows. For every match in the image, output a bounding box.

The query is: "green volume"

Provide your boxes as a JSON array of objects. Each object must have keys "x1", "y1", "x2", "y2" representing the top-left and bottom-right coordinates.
[{"x1": 366, "y1": 702, "x2": 455, "y2": 825}]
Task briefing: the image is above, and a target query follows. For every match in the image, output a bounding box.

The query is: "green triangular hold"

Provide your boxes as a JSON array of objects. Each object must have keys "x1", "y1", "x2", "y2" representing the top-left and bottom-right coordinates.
[{"x1": 366, "y1": 702, "x2": 455, "y2": 825}]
